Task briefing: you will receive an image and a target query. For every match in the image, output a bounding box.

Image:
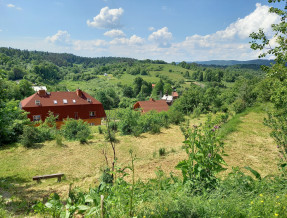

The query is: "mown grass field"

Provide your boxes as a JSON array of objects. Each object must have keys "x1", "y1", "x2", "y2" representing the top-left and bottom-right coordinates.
[{"x1": 0, "y1": 106, "x2": 279, "y2": 208}]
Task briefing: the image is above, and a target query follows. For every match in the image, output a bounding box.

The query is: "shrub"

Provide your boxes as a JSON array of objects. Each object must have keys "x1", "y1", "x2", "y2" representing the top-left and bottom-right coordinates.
[
  {"x1": 55, "y1": 134, "x2": 63, "y2": 146},
  {"x1": 109, "y1": 121, "x2": 118, "y2": 131},
  {"x1": 176, "y1": 116, "x2": 227, "y2": 190},
  {"x1": 232, "y1": 98, "x2": 246, "y2": 114},
  {"x1": 118, "y1": 109, "x2": 141, "y2": 135},
  {"x1": 159, "y1": 148, "x2": 166, "y2": 156},
  {"x1": 61, "y1": 119, "x2": 91, "y2": 142},
  {"x1": 167, "y1": 109, "x2": 185, "y2": 125},
  {"x1": 98, "y1": 126, "x2": 103, "y2": 134},
  {"x1": 21, "y1": 125, "x2": 43, "y2": 147}
]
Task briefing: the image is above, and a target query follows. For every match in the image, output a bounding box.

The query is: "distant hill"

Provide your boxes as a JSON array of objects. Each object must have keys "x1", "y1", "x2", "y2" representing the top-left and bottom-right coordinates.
[{"x1": 195, "y1": 59, "x2": 275, "y2": 66}]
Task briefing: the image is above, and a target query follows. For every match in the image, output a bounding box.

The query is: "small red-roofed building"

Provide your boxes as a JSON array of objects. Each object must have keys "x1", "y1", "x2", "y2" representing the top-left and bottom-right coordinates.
[
  {"x1": 133, "y1": 98, "x2": 169, "y2": 113},
  {"x1": 20, "y1": 89, "x2": 106, "y2": 127}
]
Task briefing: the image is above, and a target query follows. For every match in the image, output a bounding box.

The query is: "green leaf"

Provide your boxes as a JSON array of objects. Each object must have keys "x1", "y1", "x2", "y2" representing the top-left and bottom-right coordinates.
[
  {"x1": 77, "y1": 205, "x2": 90, "y2": 211},
  {"x1": 244, "y1": 166, "x2": 261, "y2": 180}
]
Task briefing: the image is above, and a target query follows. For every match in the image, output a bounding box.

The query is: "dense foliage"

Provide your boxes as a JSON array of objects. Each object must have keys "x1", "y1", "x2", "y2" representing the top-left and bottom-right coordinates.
[{"x1": 250, "y1": 0, "x2": 287, "y2": 175}]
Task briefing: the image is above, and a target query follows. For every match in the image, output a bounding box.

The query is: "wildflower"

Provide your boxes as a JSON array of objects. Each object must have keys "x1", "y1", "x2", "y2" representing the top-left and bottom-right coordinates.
[
  {"x1": 214, "y1": 125, "x2": 220, "y2": 129},
  {"x1": 276, "y1": 196, "x2": 279, "y2": 199},
  {"x1": 143, "y1": 216, "x2": 146, "y2": 218},
  {"x1": 151, "y1": 212, "x2": 154, "y2": 215},
  {"x1": 251, "y1": 201, "x2": 254, "y2": 204},
  {"x1": 261, "y1": 200, "x2": 264, "y2": 203},
  {"x1": 260, "y1": 194, "x2": 263, "y2": 197},
  {"x1": 275, "y1": 213, "x2": 279, "y2": 216},
  {"x1": 208, "y1": 153, "x2": 211, "y2": 158}
]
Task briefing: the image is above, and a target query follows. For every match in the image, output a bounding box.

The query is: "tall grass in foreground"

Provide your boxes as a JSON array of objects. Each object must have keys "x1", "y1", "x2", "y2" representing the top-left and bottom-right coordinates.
[
  {"x1": 29, "y1": 113, "x2": 286, "y2": 217},
  {"x1": 31, "y1": 168, "x2": 287, "y2": 217}
]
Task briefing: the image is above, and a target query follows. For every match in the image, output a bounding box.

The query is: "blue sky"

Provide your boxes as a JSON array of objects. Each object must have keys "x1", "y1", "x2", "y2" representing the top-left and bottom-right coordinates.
[{"x1": 0, "y1": 0, "x2": 283, "y2": 62}]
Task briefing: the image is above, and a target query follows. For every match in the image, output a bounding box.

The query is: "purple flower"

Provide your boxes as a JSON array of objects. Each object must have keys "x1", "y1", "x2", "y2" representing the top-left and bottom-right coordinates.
[
  {"x1": 208, "y1": 153, "x2": 211, "y2": 158},
  {"x1": 214, "y1": 125, "x2": 220, "y2": 129}
]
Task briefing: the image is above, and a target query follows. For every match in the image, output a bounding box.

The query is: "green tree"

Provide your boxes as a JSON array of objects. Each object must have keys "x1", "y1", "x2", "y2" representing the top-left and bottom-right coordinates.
[
  {"x1": 163, "y1": 83, "x2": 173, "y2": 95},
  {"x1": 250, "y1": 0, "x2": 287, "y2": 175},
  {"x1": 61, "y1": 119, "x2": 91, "y2": 142}
]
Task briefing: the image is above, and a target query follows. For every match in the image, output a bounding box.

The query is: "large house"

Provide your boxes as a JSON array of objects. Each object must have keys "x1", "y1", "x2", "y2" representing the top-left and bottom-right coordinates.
[
  {"x1": 133, "y1": 98, "x2": 169, "y2": 113},
  {"x1": 20, "y1": 89, "x2": 106, "y2": 127}
]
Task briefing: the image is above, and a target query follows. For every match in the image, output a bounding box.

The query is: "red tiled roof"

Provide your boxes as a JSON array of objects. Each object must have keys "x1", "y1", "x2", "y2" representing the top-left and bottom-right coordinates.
[
  {"x1": 133, "y1": 98, "x2": 169, "y2": 113},
  {"x1": 21, "y1": 90, "x2": 102, "y2": 108},
  {"x1": 172, "y1": 92, "x2": 179, "y2": 97}
]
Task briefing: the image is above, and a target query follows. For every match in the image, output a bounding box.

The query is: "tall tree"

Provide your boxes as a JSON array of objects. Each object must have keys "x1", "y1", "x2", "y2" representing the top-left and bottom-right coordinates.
[{"x1": 250, "y1": 0, "x2": 287, "y2": 175}]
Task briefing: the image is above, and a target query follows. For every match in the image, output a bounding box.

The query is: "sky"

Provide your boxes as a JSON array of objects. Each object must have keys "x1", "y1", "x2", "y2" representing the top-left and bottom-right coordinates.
[{"x1": 0, "y1": 0, "x2": 284, "y2": 62}]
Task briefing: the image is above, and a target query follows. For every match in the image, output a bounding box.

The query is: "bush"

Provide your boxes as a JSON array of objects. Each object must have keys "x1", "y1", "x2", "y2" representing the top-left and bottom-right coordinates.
[
  {"x1": 55, "y1": 134, "x2": 63, "y2": 146},
  {"x1": 21, "y1": 125, "x2": 43, "y2": 147},
  {"x1": 232, "y1": 98, "x2": 246, "y2": 114},
  {"x1": 159, "y1": 148, "x2": 166, "y2": 156},
  {"x1": 61, "y1": 119, "x2": 91, "y2": 142},
  {"x1": 167, "y1": 109, "x2": 185, "y2": 125},
  {"x1": 118, "y1": 109, "x2": 141, "y2": 135},
  {"x1": 109, "y1": 121, "x2": 118, "y2": 131},
  {"x1": 98, "y1": 126, "x2": 103, "y2": 134}
]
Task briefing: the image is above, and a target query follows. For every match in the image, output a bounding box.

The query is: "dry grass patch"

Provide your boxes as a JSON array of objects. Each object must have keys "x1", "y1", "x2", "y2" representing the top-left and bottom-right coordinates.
[
  {"x1": 223, "y1": 111, "x2": 279, "y2": 177},
  {"x1": 0, "y1": 110, "x2": 280, "y2": 202}
]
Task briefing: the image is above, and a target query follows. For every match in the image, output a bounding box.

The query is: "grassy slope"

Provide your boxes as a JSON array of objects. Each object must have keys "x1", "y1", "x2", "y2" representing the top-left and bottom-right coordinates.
[
  {"x1": 0, "y1": 106, "x2": 279, "y2": 204},
  {"x1": 58, "y1": 63, "x2": 193, "y2": 93}
]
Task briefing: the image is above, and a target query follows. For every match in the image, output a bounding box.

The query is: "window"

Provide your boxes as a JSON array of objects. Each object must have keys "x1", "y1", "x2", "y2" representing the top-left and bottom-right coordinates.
[
  {"x1": 89, "y1": 111, "x2": 96, "y2": 117},
  {"x1": 33, "y1": 115, "x2": 41, "y2": 121},
  {"x1": 89, "y1": 123, "x2": 95, "y2": 126},
  {"x1": 74, "y1": 112, "x2": 78, "y2": 119},
  {"x1": 35, "y1": 100, "x2": 40, "y2": 105},
  {"x1": 87, "y1": 98, "x2": 92, "y2": 103},
  {"x1": 63, "y1": 99, "x2": 68, "y2": 104},
  {"x1": 54, "y1": 100, "x2": 57, "y2": 104},
  {"x1": 72, "y1": 99, "x2": 76, "y2": 103}
]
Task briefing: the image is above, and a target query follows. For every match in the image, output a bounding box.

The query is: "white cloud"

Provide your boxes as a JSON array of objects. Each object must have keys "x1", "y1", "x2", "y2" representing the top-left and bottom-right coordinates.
[
  {"x1": 148, "y1": 27, "x2": 155, "y2": 31},
  {"x1": 214, "y1": 3, "x2": 280, "y2": 40},
  {"x1": 170, "y1": 3, "x2": 281, "y2": 61},
  {"x1": 110, "y1": 35, "x2": 144, "y2": 46},
  {"x1": 104, "y1": 29, "x2": 125, "y2": 38},
  {"x1": 46, "y1": 30, "x2": 71, "y2": 45},
  {"x1": 18, "y1": 3, "x2": 279, "y2": 62},
  {"x1": 7, "y1": 3, "x2": 22, "y2": 10},
  {"x1": 87, "y1": 7, "x2": 124, "y2": 29},
  {"x1": 7, "y1": 4, "x2": 15, "y2": 8},
  {"x1": 148, "y1": 27, "x2": 173, "y2": 47}
]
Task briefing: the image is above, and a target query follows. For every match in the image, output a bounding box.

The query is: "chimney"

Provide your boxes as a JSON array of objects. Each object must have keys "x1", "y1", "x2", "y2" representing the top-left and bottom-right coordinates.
[
  {"x1": 38, "y1": 89, "x2": 46, "y2": 97},
  {"x1": 76, "y1": 89, "x2": 83, "y2": 98}
]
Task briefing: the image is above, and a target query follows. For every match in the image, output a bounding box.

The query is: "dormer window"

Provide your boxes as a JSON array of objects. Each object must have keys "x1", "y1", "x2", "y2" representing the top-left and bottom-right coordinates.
[
  {"x1": 63, "y1": 99, "x2": 68, "y2": 104},
  {"x1": 73, "y1": 99, "x2": 76, "y2": 103},
  {"x1": 87, "y1": 98, "x2": 92, "y2": 103},
  {"x1": 54, "y1": 100, "x2": 58, "y2": 104},
  {"x1": 35, "y1": 100, "x2": 40, "y2": 105}
]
